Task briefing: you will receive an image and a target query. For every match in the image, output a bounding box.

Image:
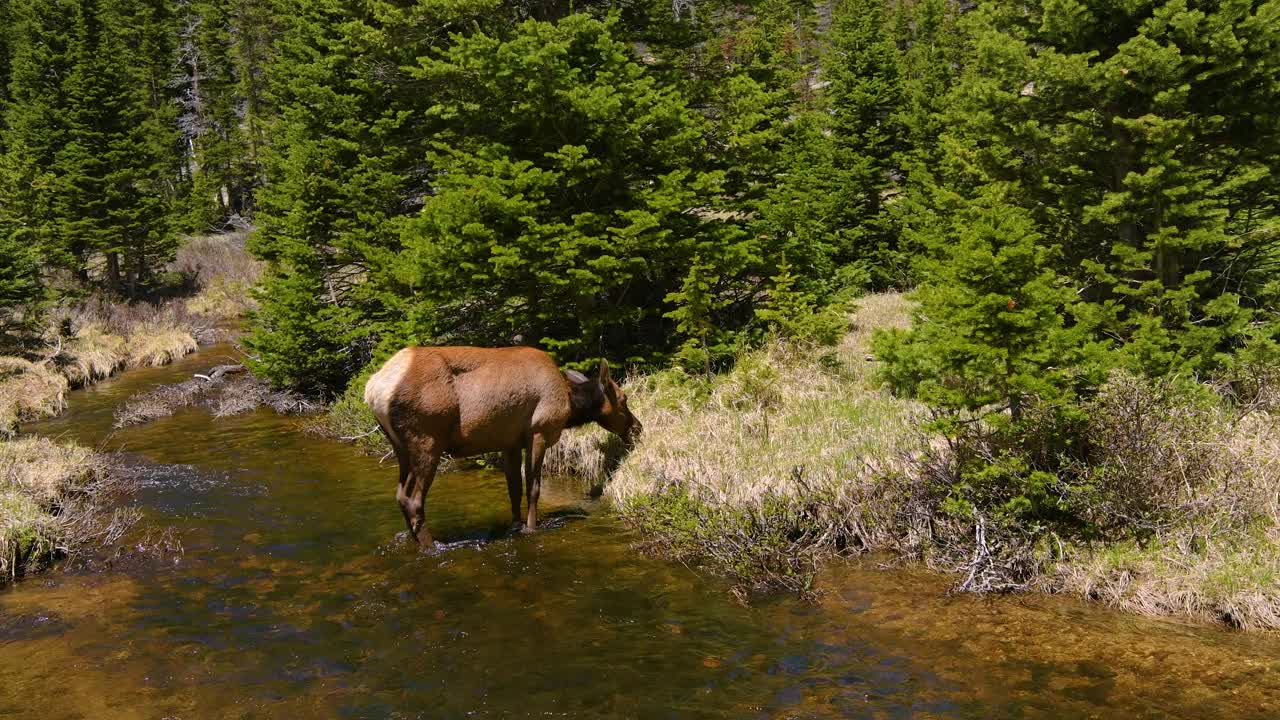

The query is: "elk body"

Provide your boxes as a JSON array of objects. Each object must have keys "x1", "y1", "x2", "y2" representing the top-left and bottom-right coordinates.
[{"x1": 364, "y1": 346, "x2": 640, "y2": 549}]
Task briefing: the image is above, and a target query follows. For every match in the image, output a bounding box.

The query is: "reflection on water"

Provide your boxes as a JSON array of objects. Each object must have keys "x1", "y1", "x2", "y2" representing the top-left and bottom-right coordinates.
[{"x1": 2, "y1": 347, "x2": 1279, "y2": 719}]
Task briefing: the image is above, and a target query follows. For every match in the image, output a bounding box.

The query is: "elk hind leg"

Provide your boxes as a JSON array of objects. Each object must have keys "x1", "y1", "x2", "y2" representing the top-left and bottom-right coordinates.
[
  {"x1": 381, "y1": 423, "x2": 417, "y2": 542},
  {"x1": 403, "y1": 448, "x2": 441, "y2": 550}
]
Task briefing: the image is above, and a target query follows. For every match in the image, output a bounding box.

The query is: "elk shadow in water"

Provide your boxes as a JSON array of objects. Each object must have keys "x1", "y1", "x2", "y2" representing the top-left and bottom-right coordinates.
[{"x1": 394, "y1": 507, "x2": 595, "y2": 555}]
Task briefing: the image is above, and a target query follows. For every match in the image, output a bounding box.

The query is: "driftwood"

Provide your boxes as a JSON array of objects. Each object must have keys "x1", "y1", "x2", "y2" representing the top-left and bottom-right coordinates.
[
  {"x1": 194, "y1": 364, "x2": 246, "y2": 382},
  {"x1": 114, "y1": 364, "x2": 315, "y2": 428}
]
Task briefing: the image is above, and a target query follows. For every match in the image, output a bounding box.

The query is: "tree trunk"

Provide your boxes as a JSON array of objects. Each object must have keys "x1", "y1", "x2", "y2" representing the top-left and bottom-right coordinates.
[{"x1": 105, "y1": 252, "x2": 122, "y2": 293}]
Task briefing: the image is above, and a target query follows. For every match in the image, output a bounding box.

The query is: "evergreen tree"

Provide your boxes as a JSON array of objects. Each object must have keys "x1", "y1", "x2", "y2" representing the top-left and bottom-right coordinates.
[
  {"x1": 246, "y1": 0, "x2": 502, "y2": 394},
  {"x1": 1, "y1": 0, "x2": 77, "y2": 273},
  {"x1": 755, "y1": 259, "x2": 847, "y2": 346},
  {"x1": 887, "y1": 0, "x2": 966, "y2": 173},
  {"x1": 2, "y1": 0, "x2": 178, "y2": 295},
  {"x1": 918, "y1": 0, "x2": 1280, "y2": 376},
  {"x1": 666, "y1": 256, "x2": 733, "y2": 375},
  {"x1": 0, "y1": 229, "x2": 41, "y2": 342},
  {"x1": 876, "y1": 186, "x2": 1099, "y2": 423},
  {"x1": 115, "y1": 0, "x2": 184, "y2": 291},
  {"x1": 177, "y1": 0, "x2": 275, "y2": 230},
  {"x1": 0, "y1": 0, "x2": 11, "y2": 130},
  {"x1": 55, "y1": 0, "x2": 175, "y2": 295},
  {"x1": 397, "y1": 14, "x2": 743, "y2": 365},
  {"x1": 885, "y1": 0, "x2": 968, "y2": 282},
  {"x1": 821, "y1": 0, "x2": 907, "y2": 286}
]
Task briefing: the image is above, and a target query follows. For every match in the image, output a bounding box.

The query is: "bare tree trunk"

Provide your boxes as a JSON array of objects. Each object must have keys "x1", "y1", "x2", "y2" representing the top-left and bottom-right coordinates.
[{"x1": 105, "y1": 252, "x2": 123, "y2": 293}]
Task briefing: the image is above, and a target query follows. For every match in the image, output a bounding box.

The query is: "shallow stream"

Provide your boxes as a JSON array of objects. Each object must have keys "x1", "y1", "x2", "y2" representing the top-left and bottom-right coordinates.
[{"x1": 2, "y1": 347, "x2": 1279, "y2": 718}]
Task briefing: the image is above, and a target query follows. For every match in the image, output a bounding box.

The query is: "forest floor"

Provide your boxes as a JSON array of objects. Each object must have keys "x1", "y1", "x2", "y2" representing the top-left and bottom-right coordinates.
[{"x1": 0, "y1": 233, "x2": 260, "y2": 581}]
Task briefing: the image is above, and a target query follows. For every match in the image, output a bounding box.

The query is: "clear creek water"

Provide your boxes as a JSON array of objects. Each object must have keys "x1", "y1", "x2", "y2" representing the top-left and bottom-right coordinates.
[{"x1": 2, "y1": 347, "x2": 1279, "y2": 719}]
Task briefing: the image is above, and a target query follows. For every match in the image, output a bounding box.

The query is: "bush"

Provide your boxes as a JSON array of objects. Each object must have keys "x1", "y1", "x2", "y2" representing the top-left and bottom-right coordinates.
[
  {"x1": 1069, "y1": 373, "x2": 1236, "y2": 540},
  {"x1": 620, "y1": 487, "x2": 831, "y2": 595},
  {"x1": 306, "y1": 371, "x2": 388, "y2": 456}
]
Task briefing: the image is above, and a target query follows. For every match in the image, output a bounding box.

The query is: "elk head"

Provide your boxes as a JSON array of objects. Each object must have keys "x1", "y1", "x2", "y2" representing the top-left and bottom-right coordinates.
[{"x1": 566, "y1": 359, "x2": 642, "y2": 447}]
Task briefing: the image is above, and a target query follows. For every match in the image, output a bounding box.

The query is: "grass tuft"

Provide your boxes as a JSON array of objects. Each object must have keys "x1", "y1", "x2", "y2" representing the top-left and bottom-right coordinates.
[
  {"x1": 547, "y1": 293, "x2": 925, "y2": 593},
  {"x1": 0, "y1": 360, "x2": 69, "y2": 438},
  {"x1": 125, "y1": 321, "x2": 199, "y2": 368},
  {"x1": 0, "y1": 437, "x2": 136, "y2": 581},
  {"x1": 61, "y1": 323, "x2": 128, "y2": 386}
]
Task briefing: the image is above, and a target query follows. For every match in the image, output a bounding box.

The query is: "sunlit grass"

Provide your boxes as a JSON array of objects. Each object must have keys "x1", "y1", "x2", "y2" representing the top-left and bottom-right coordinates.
[{"x1": 0, "y1": 437, "x2": 134, "y2": 581}]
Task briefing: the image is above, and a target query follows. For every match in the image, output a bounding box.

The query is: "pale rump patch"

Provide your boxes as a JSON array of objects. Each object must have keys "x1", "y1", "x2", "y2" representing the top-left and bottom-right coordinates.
[{"x1": 364, "y1": 348, "x2": 412, "y2": 427}]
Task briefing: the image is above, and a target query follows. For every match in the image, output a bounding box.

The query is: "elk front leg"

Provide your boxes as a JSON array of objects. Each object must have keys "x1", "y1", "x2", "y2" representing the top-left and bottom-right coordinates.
[
  {"x1": 504, "y1": 448, "x2": 523, "y2": 529},
  {"x1": 523, "y1": 433, "x2": 551, "y2": 533}
]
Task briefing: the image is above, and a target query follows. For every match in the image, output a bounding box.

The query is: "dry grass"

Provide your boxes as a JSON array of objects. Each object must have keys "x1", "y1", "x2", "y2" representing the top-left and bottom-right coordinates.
[
  {"x1": 173, "y1": 233, "x2": 264, "y2": 321},
  {"x1": 61, "y1": 323, "x2": 127, "y2": 386},
  {"x1": 546, "y1": 293, "x2": 926, "y2": 591},
  {"x1": 1050, "y1": 537, "x2": 1280, "y2": 631},
  {"x1": 125, "y1": 322, "x2": 199, "y2": 368},
  {"x1": 186, "y1": 277, "x2": 257, "y2": 318},
  {"x1": 550, "y1": 292, "x2": 917, "y2": 491},
  {"x1": 0, "y1": 360, "x2": 69, "y2": 438},
  {"x1": 0, "y1": 301, "x2": 200, "y2": 434},
  {"x1": 0, "y1": 437, "x2": 137, "y2": 581},
  {"x1": 169, "y1": 232, "x2": 263, "y2": 287}
]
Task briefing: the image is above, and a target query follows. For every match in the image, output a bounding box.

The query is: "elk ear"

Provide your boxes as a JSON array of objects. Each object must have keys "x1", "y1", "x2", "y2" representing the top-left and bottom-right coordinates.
[
  {"x1": 565, "y1": 369, "x2": 590, "y2": 386},
  {"x1": 598, "y1": 359, "x2": 612, "y2": 386}
]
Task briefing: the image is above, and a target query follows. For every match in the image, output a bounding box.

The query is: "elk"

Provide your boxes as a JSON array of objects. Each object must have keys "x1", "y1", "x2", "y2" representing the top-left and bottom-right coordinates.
[{"x1": 364, "y1": 346, "x2": 641, "y2": 549}]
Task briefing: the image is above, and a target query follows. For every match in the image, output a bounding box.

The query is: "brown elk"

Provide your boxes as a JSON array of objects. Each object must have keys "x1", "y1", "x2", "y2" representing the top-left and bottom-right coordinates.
[{"x1": 364, "y1": 346, "x2": 640, "y2": 549}]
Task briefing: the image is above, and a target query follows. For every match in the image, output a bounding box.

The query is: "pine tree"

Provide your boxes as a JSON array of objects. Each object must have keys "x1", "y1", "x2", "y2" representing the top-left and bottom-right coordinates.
[
  {"x1": 0, "y1": 228, "x2": 41, "y2": 342},
  {"x1": 666, "y1": 256, "x2": 733, "y2": 375},
  {"x1": 822, "y1": 0, "x2": 907, "y2": 286},
  {"x1": 0, "y1": 0, "x2": 11, "y2": 130},
  {"x1": 396, "y1": 14, "x2": 742, "y2": 366},
  {"x1": 1, "y1": 0, "x2": 77, "y2": 273},
  {"x1": 921, "y1": 0, "x2": 1280, "y2": 376},
  {"x1": 887, "y1": 0, "x2": 966, "y2": 173},
  {"x1": 115, "y1": 0, "x2": 183, "y2": 292},
  {"x1": 246, "y1": 0, "x2": 502, "y2": 394},
  {"x1": 755, "y1": 259, "x2": 847, "y2": 346},
  {"x1": 876, "y1": 186, "x2": 1099, "y2": 423},
  {"x1": 177, "y1": 0, "x2": 275, "y2": 230},
  {"x1": 2, "y1": 0, "x2": 179, "y2": 294},
  {"x1": 54, "y1": 0, "x2": 175, "y2": 295}
]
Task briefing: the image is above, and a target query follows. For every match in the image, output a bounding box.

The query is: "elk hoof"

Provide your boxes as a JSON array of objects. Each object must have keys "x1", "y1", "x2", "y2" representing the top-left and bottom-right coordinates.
[{"x1": 520, "y1": 523, "x2": 537, "y2": 535}]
